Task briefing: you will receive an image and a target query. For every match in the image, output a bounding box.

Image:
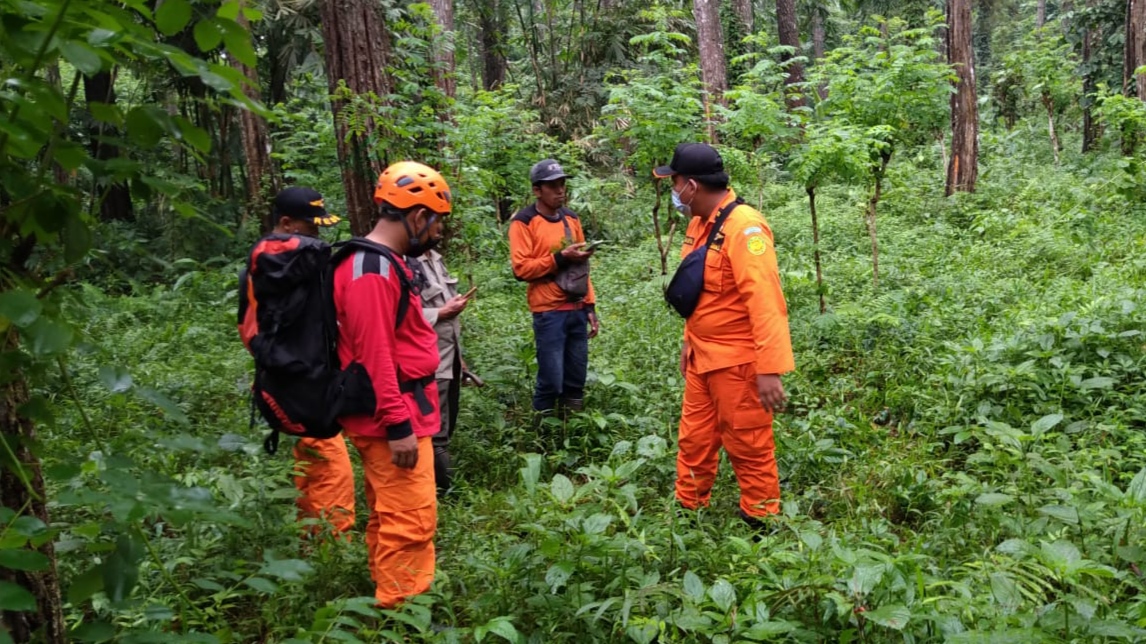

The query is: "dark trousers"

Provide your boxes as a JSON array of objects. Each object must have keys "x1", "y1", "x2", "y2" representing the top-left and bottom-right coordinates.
[
  {"x1": 433, "y1": 353, "x2": 461, "y2": 496},
  {"x1": 531, "y1": 308, "x2": 589, "y2": 412}
]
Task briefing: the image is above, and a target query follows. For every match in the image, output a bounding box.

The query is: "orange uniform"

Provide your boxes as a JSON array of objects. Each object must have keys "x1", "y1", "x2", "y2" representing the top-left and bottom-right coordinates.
[
  {"x1": 676, "y1": 190, "x2": 795, "y2": 519},
  {"x1": 508, "y1": 205, "x2": 597, "y2": 312}
]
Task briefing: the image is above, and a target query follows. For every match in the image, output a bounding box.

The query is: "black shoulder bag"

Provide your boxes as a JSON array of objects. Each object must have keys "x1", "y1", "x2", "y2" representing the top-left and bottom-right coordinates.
[{"x1": 663, "y1": 198, "x2": 743, "y2": 318}]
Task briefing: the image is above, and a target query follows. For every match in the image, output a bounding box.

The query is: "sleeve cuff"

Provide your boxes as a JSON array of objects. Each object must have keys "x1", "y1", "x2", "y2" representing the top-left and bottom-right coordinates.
[
  {"x1": 553, "y1": 251, "x2": 570, "y2": 271},
  {"x1": 385, "y1": 420, "x2": 414, "y2": 440}
]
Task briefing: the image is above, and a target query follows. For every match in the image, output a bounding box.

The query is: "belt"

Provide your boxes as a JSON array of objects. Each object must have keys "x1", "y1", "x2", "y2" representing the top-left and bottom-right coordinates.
[{"x1": 399, "y1": 375, "x2": 435, "y2": 416}]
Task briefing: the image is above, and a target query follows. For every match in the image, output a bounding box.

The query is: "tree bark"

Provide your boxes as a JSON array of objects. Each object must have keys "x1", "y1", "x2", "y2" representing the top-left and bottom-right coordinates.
[
  {"x1": 731, "y1": 0, "x2": 752, "y2": 32},
  {"x1": 475, "y1": 0, "x2": 507, "y2": 90},
  {"x1": 812, "y1": 9, "x2": 827, "y2": 99},
  {"x1": 693, "y1": 0, "x2": 728, "y2": 105},
  {"x1": 82, "y1": 70, "x2": 134, "y2": 222},
  {"x1": 319, "y1": 0, "x2": 391, "y2": 236},
  {"x1": 1042, "y1": 91, "x2": 1062, "y2": 164},
  {"x1": 776, "y1": 0, "x2": 806, "y2": 109},
  {"x1": 232, "y1": 4, "x2": 276, "y2": 234},
  {"x1": 0, "y1": 333, "x2": 66, "y2": 644},
  {"x1": 1127, "y1": 0, "x2": 1146, "y2": 99},
  {"x1": 945, "y1": 0, "x2": 979, "y2": 195},
  {"x1": 866, "y1": 153, "x2": 890, "y2": 289},
  {"x1": 430, "y1": 0, "x2": 457, "y2": 99},
  {"x1": 1082, "y1": 17, "x2": 1099, "y2": 152},
  {"x1": 807, "y1": 187, "x2": 825, "y2": 314},
  {"x1": 1037, "y1": 0, "x2": 1047, "y2": 27}
]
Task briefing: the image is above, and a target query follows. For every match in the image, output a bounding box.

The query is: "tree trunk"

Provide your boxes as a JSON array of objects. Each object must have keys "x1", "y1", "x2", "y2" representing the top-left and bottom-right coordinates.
[
  {"x1": 1042, "y1": 91, "x2": 1062, "y2": 164},
  {"x1": 807, "y1": 187, "x2": 825, "y2": 314},
  {"x1": 232, "y1": 3, "x2": 276, "y2": 234},
  {"x1": 0, "y1": 334, "x2": 66, "y2": 644},
  {"x1": 430, "y1": 0, "x2": 457, "y2": 100},
  {"x1": 1082, "y1": 18, "x2": 1099, "y2": 152},
  {"x1": 731, "y1": 0, "x2": 752, "y2": 32},
  {"x1": 776, "y1": 0, "x2": 806, "y2": 109},
  {"x1": 1037, "y1": 0, "x2": 1047, "y2": 27},
  {"x1": 1128, "y1": 0, "x2": 1146, "y2": 99},
  {"x1": 945, "y1": 0, "x2": 978, "y2": 195},
  {"x1": 475, "y1": 0, "x2": 507, "y2": 90},
  {"x1": 693, "y1": 0, "x2": 728, "y2": 105},
  {"x1": 866, "y1": 154, "x2": 890, "y2": 289},
  {"x1": 319, "y1": 0, "x2": 391, "y2": 236},
  {"x1": 812, "y1": 9, "x2": 827, "y2": 99},
  {"x1": 82, "y1": 70, "x2": 134, "y2": 222}
]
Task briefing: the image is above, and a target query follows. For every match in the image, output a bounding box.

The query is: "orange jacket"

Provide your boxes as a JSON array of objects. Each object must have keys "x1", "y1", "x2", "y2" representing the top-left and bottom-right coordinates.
[
  {"x1": 508, "y1": 204, "x2": 597, "y2": 313},
  {"x1": 681, "y1": 190, "x2": 794, "y2": 375}
]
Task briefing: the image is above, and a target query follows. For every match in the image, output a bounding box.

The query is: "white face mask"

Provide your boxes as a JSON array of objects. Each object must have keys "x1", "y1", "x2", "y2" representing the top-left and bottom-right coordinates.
[{"x1": 671, "y1": 182, "x2": 693, "y2": 216}]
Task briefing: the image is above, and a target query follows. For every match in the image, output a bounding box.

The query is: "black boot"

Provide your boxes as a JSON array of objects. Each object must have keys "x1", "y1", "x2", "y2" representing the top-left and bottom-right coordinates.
[{"x1": 433, "y1": 446, "x2": 452, "y2": 498}]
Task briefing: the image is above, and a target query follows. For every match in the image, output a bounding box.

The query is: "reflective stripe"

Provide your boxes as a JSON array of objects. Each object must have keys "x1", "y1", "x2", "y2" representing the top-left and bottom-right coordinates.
[
  {"x1": 352, "y1": 250, "x2": 389, "y2": 281},
  {"x1": 353, "y1": 250, "x2": 365, "y2": 280}
]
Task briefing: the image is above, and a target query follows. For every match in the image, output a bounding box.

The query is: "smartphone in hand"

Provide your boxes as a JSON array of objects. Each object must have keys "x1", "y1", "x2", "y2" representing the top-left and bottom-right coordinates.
[
  {"x1": 584, "y1": 240, "x2": 608, "y2": 252},
  {"x1": 463, "y1": 285, "x2": 478, "y2": 299}
]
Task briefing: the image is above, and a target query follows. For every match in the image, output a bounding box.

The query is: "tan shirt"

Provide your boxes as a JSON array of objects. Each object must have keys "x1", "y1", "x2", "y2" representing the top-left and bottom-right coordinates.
[{"x1": 409, "y1": 250, "x2": 461, "y2": 380}]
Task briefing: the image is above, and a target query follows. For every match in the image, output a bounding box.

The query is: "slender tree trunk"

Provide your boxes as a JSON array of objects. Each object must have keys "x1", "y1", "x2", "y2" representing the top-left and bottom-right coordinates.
[
  {"x1": 945, "y1": 0, "x2": 979, "y2": 195},
  {"x1": 430, "y1": 0, "x2": 457, "y2": 100},
  {"x1": 232, "y1": 3, "x2": 275, "y2": 233},
  {"x1": 776, "y1": 0, "x2": 806, "y2": 109},
  {"x1": 731, "y1": 0, "x2": 752, "y2": 32},
  {"x1": 866, "y1": 154, "x2": 890, "y2": 289},
  {"x1": 812, "y1": 10, "x2": 827, "y2": 100},
  {"x1": 1042, "y1": 91, "x2": 1062, "y2": 163},
  {"x1": 82, "y1": 70, "x2": 134, "y2": 222},
  {"x1": 807, "y1": 187, "x2": 825, "y2": 314},
  {"x1": 1129, "y1": 0, "x2": 1146, "y2": 99},
  {"x1": 693, "y1": 0, "x2": 728, "y2": 105},
  {"x1": 0, "y1": 333, "x2": 66, "y2": 644},
  {"x1": 1037, "y1": 0, "x2": 1047, "y2": 27},
  {"x1": 319, "y1": 0, "x2": 391, "y2": 236},
  {"x1": 1082, "y1": 18, "x2": 1099, "y2": 152},
  {"x1": 475, "y1": 0, "x2": 507, "y2": 90}
]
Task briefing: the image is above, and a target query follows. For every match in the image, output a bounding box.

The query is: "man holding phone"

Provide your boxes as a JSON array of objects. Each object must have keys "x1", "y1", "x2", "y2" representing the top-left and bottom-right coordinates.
[
  {"x1": 509, "y1": 159, "x2": 600, "y2": 421},
  {"x1": 408, "y1": 248, "x2": 481, "y2": 497}
]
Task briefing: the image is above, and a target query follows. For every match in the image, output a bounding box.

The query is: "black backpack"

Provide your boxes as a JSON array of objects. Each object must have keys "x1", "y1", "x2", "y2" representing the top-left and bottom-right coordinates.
[
  {"x1": 238, "y1": 235, "x2": 413, "y2": 454},
  {"x1": 664, "y1": 198, "x2": 743, "y2": 318}
]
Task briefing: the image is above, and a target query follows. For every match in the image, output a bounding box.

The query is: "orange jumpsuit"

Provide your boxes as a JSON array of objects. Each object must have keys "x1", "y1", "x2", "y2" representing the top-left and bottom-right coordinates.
[
  {"x1": 238, "y1": 236, "x2": 355, "y2": 536},
  {"x1": 675, "y1": 190, "x2": 795, "y2": 519}
]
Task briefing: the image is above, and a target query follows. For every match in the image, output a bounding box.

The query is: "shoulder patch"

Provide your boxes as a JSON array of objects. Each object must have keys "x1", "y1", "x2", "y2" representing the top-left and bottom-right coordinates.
[
  {"x1": 746, "y1": 236, "x2": 768, "y2": 256},
  {"x1": 743, "y1": 226, "x2": 763, "y2": 236}
]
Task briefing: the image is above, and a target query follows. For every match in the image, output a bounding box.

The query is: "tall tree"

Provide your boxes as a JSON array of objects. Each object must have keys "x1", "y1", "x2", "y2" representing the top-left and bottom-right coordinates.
[
  {"x1": 232, "y1": 4, "x2": 276, "y2": 232},
  {"x1": 430, "y1": 0, "x2": 457, "y2": 99},
  {"x1": 731, "y1": 0, "x2": 753, "y2": 32},
  {"x1": 82, "y1": 70, "x2": 134, "y2": 222},
  {"x1": 319, "y1": 0, "x2": 391, "y2": 235},
  {"x1": 474, "y1": 0, "x2": 506, "y2": 90},
  {"x1": 776, "y1": 0, "x2": 807, "y2": 109},
  {"x1": 1038, "y1": 0, "x2": 1047, "y2": 27},
  {"x1": 693, "y1": 0, "x2": 728, "y2": 111},
  {"x1": 1126, "y1": 0, "x2": 1146, "y2": 99},
  {"x1": 946, "y1": 0, "x2": 978, "y2": 194}
]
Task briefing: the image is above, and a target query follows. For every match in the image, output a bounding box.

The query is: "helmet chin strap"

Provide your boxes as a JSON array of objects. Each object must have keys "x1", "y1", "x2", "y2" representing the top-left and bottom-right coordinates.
[{"x1": 402, "y1": 211, "x2": 439, "y2": 256}]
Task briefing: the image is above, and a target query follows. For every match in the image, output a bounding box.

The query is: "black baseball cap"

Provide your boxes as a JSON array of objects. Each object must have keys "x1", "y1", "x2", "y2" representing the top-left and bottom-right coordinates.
[
  {"x1": 529, "y1": 159, "x2": 570, "y2": 185},
  {"x1": 272, "y1": 187, "x2": 341, "y2": 227},
  {"x1": 652, "y1": 143, "x2": 729, "y2": 186}
]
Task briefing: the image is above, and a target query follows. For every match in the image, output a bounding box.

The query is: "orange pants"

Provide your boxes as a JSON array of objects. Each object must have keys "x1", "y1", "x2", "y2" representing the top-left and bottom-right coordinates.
[
  {"x1": 294, "y1": 435, "x2": 356, "y2": 534},
  {"x1": 348, "y1": 434, "x2": 437, "y2": 608},
  {"x1": 676, "y1": 361, "x2": 780, "y2": 518}
]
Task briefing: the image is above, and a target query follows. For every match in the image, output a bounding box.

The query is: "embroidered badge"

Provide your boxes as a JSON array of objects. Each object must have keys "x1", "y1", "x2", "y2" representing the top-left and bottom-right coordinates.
[
  {"x1": 747, "y1": 236, "x2": 767, "y2": 255},
  {"x1": 683, "y1": 236, "x2": 695, "y2": 246},
  {"x1": 743, "y1": 226, "x2": 762, "y2": 235}
]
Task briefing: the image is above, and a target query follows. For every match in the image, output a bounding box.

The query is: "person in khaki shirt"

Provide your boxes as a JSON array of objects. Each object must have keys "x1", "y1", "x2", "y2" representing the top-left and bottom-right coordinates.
[
  {"x1": 654, "y1": 143, "x2": 795, "y2": 528},
  {"x1": 408, "y1": 249, "x2": 480, "y2": 496}
]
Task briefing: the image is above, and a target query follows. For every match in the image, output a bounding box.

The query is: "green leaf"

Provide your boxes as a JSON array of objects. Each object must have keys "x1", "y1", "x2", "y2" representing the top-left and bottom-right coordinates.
[
  {"x1": 990, "y1": 573, "x2": 1021, "y2": 614},
  {"x1": 682, "y1": 570, "x2": 704, "y2": 602},
  {"x1": 1030, "y1": 413, "x2": 1063, "y2": 436},
  {"x1": 172, "y1": 117, "x2": 211, "y2": 153},
  {"x1": 216, "y1": 1, "x2": 239, "y2": 20},
  {"x1": 135, "y1": 387, "x2": 189, "y2": 424},
  {"x1": 549, "y1": 474, "x2": 574, "y2": 503},
  {"x1": 1038, "y1": 504, "x2": 1079, "y2": 525},
  {"x1": 87, "y1": 101, "x2": 123, "y2": 126},
  {"x1": 192, "y1": 19, "x2": 222, "y2": 52},
  {"x1": 243, "y1": 577, "x2": 278, "y2": 593},
  {"x1": 125, "y1": 107, "x2": 167, "y2": 148},
  {"x1": 581, "y1": 513, "x2": 612, "y2": 535},
  {"x1": 0, "y1": 549, "x2": 50, "y2": 571},
  {"x1": 25, "y1": 318, "x2": 72, "y2": 355},
  {"x1": 98, "y1": 366, "x2": 133, "y2": 393},
  {"x1": 72, "y1": 621, "x2": 116, "y2": 642},
  {"x1": 67, "y1": 566, "x2": 104, "y2": 604},
  {"x1": 155, "y1": 0, "x2": 192, "y2": 36},
  {"x1": 544, "y1": 562, "x2": 573, "y2": 592},
  {"x1": 0, "y1": 290, "x2": 42, "y2": 328},
  {"x1": 259, "y1": 558, "x2": 312, "y2": 582},
  {"x1": 847, "y1": 563, "x2": 883, "y2": 596},
  {"x1": 1126, "y1": 467, "x2": 1146, "y2": 504},
  {"x1": 865, "y1": 604, "x2": 910, "y2": 630},
  {"x1": 218, "y1": 19, "x2": 256, "y2": 67},
  {"x1": 708, "y1": 578, "x2": 736, "y2": 612},
  {"x1": 62, "y1": 215, "x2": 92, "y2": 264},
  {"x1": 483, "y1": 616, "x2": 519, "y2": 643},
  {"x1": 975, "y1": 493, "x2": 1014, "y2": 507},
  {"x1": 102, "y1": 534, "x2": 142, "y2": 603},
  {"x1": 0, "y1": 580, "x2": 37, "y2": 611},
  {"x1": 60, "y1": 41, "x2": 103, "y2": 75},
  {"x1": 1078, "y1": 376, "x2": 1114, "y2": 390}
]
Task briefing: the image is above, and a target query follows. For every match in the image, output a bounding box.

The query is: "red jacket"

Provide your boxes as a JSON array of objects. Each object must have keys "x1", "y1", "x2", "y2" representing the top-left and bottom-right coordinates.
[{"x1": 332, "y1": 248, "x2": 441, "y2": 440}]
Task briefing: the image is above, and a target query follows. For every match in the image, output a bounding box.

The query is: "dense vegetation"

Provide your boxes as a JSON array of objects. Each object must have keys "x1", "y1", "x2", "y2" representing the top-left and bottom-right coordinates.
[{"x1": 2, "y1": 0, "x2": 1146, "y2": 641}]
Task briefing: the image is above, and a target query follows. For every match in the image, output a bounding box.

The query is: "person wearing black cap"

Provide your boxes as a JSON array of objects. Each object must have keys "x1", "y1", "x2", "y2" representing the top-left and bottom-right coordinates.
[
  {"x1": 508, "y1": 159, "x2": 600, "y2": 420},
  {"x1": 237, "y1": 186, "x2": 356, "y2": 539},
  {"x1": 653, "y1": 143, "x2": 795, "y2": 528}
]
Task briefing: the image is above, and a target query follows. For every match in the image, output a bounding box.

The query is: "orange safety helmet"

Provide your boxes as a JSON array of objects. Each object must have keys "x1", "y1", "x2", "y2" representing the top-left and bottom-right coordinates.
[{"x1": 373, "y1": 161, "x2": 452, "y2": 215}]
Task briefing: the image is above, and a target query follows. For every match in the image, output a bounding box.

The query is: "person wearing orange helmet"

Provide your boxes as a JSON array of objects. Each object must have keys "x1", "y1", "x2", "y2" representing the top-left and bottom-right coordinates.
[
  {"x1": 237, "y1": 187, "x2": 356, "y2": 538},
  {"x1": 330, "y1": 161, "x2": 450, "y2": 607}
]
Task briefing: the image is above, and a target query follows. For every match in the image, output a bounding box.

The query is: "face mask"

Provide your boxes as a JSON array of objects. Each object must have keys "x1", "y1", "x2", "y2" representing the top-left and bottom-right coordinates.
[
  {"x1": 671, "y1": 182, "x2": 693, "y2": 216},
  {"x1": 404, "y1": 212, "x2": 441, "y2": 257}
]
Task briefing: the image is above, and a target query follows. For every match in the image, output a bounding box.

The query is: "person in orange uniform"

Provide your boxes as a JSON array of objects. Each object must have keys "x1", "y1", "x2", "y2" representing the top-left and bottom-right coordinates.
[
  {"x1": 653, "y1": 143, "x2": 795, "y2": 526},
  {"x1": 332, "y1": 162, "x2": 449, "y2": 607},
  {"x1": 508, "y1": 160, "x2": 600, "y2": 416},
  {"x1": 238, "y1": 187, "x2": 355, "y2": 537}
]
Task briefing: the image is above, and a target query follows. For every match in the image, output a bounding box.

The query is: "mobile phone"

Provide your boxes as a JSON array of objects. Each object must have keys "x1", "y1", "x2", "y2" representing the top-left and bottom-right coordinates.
[
  {"x1": 463, "y1": 285, "x2": 478, "y2": 299},
  {"x1": 585, "y1": 240, "x2": 607, "y2": 251}
]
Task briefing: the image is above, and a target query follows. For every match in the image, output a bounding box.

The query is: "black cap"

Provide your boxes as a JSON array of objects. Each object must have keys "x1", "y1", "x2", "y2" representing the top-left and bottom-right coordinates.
[
  {"x1": 652, "y1": 143, "x2": 729, "y2": 185},
  {"x1": 272, "y1": 187, "x2": 341, "y2": 227},
  {"x1": 529, "y1": 159, "x2": 570, "y2": 184}
]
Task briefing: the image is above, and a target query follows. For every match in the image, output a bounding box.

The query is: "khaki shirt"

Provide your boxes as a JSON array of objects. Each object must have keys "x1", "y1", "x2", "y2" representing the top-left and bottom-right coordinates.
[{"x1": 409, "y1": 250, "x2": 461, "y2": 380}]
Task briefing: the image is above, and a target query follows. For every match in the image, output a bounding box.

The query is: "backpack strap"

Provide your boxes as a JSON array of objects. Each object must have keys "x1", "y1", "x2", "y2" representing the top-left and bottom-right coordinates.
[
  {"x1": 704, "y1": 197, "x2": 746, "y2": 248},
  {"x1": 330, "y1": 238, "x2": 415, "y2": 327}
]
